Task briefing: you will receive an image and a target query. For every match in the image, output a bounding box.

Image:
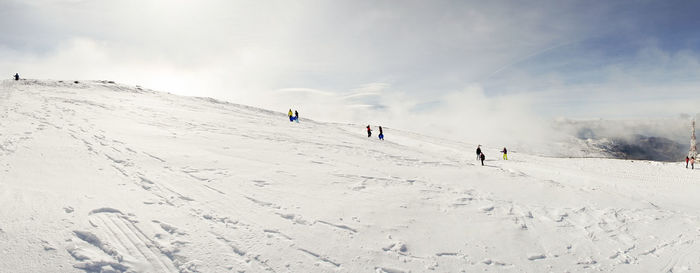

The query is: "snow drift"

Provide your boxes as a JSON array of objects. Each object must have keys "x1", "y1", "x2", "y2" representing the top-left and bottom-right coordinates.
[{"x1": 1, "y1": 80, "x2": 699, "y2": 273}]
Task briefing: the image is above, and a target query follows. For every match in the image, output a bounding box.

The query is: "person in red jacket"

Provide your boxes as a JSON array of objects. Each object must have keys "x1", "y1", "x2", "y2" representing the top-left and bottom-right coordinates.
[{"x1": 366, "y1": 125, "x2": 371, "y2": 137}]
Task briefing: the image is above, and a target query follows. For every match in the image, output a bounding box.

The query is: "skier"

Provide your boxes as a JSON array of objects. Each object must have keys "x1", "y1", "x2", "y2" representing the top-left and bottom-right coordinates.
[
  {"x1": 288, "y1": 109, "x2": 294, "y2": 122},
  {"x1": 13, "y1": 73, "x2": 19, "y2": 81},
  {"x1": 366, "y1": 125, "x2": 372, "y2": 137},
  {"x1": 294, "y1": 110, "x2": 299, "y2": 123},
  {"x1": 476, "y1": 145, "x2": 482, "y2": 160},
  {"x1": 378, "y1": 126, "x2": 384, "y2": 140},
  {"x1": 687, "y1": 156, "x2": 690, "y2": 168},
  {"x1": 691, "y1": 157, "x2": 696, "y2": 170},
  {"x1": 480, "y1": 152, "x2": 486, "y2": 166},
  {"x1": 501, "y1": 147, "x2": 508, "y2": 160}
]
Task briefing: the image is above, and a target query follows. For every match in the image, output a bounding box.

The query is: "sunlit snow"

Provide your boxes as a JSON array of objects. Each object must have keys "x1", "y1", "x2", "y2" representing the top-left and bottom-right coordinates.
[{"x1": 1, "y1": 80, "x2": 698, "y2": 273}]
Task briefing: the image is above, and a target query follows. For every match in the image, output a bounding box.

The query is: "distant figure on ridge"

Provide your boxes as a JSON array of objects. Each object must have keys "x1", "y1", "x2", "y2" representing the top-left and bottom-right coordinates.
[
  {"x1": 480, "y1": 152, "x2": 486, "y2": 166},
  {"x1": 378, "y1": 126, "x2": 384, "y2": 140},
  {"x1": 687, "y1": 156, "x2": 690, "y2": 168},
  {"x1": 288, "y1": 109, "x2": 294, "y2": 122},
  {"x1": 476, "y1": 145, "x2": 482, "y2": 160},
  {"x1": 14, "y1": 73, "x2": 19, "y2": 81},
  {"x1": 367, "y1": 125, "x2": 372, "y2": 138},
  {"x1": 294, "y1": 110, "x2": 299, "y2": 123},
  {"x1": 501, "y1": 147, "x2": 508, "y2": 160}
]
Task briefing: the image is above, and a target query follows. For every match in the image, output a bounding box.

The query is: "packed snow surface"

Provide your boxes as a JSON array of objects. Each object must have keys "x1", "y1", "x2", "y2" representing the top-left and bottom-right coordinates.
[{"x1": 1, "y1": 80, "x2": 699, "y2": 273}]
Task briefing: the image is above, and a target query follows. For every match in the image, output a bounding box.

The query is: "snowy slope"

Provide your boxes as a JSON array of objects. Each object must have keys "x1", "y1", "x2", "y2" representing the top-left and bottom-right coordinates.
[{"x1": 1, "y1": 80, "x2": 699, "y2": 273}]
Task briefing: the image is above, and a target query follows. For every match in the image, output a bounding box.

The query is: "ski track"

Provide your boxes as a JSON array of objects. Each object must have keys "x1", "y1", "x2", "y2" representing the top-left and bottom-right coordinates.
[{"x1": 69, "y1": 209, "x2": 180, "y2": 273}]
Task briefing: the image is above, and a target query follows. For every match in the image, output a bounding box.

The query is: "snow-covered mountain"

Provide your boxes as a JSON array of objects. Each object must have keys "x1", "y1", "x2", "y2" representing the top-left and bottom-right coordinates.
[
  {"x1": 1, "y1": 80, "x2": 699, "y2": 273},
  {"x1": 553, "y1": 118, "x2": 691, "y2": 162}
]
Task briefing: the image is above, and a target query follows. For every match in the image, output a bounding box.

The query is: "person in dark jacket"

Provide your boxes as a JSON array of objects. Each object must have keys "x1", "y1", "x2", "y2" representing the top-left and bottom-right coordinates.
[
  {"x1": 367, "y1": 125, "x2": 372, "y2": 137},
  {"x1": 501, "y1": 147, "x2": 508, "y2": 160},
  {"x1": 480, "y1": 152, "x2": 486, "y2": 166},
  {"x1": 378, "y1": 126, "x2": 384, "y2": 140},
  {"x1": 692, "y1": 157, "x2": 696, "y2": 170},
  {"x1": 294, "y1": 110, "x2": 299, "y2": 122},
  {"x1": 476, "y1": 145, "x2": 482, "y2": 160},
  {"x1": 14, "y1": 73, "x2": 19, "y2": 81}
]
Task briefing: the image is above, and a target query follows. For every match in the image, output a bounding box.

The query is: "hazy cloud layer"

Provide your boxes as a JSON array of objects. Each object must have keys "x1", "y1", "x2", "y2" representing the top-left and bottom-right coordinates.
[{"x1": 2, "y1": 0, "x2": 700, "y2": 150}]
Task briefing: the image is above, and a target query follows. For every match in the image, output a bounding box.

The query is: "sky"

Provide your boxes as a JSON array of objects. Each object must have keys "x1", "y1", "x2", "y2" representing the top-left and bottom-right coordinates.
[{"x1": 2, "y1": 0, "x2": 700, "y2": 147}]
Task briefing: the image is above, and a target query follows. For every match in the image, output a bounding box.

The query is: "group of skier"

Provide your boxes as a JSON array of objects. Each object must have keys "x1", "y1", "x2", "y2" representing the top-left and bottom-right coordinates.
[
  {"x1": 285, "y1": 110, "x2": 517, "y2": 165},
  {"x1": 476, "y1": 145, "x2": 508, "y2": 166},
  {"x1": 285, "y1": 109, "x2": 386, "y2": 140},
  {"x1": 366, "y1": 125, "x2": 384, "y2": 140},
  {"x1": 686, "y1": 156, "x2": 695, "y2": 169},
  {"x1": 287, "y1": 109, "x2": 299, "y2": 123}
]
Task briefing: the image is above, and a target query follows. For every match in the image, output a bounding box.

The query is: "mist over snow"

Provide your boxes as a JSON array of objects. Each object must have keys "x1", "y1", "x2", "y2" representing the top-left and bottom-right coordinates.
[
  {"x1": 267, "y1": 83, "x2": 557, "y2": 153},
  {"x1": 552, "y1": 116, "x2": 697, "y2": 161}
]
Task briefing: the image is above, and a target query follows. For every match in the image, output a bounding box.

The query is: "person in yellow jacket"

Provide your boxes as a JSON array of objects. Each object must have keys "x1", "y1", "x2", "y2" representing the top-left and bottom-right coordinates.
[{"x1": 288, "y1": 109, "x2": 293, "y2": 122}]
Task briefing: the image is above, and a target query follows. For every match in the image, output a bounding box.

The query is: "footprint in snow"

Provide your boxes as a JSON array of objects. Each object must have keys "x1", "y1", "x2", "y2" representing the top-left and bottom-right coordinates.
[
  {"x1": 482, "y1": 259, "x2": 509, "y2": 266},
  {"x1": 481, "y1": 206, "x2": 495, "y2": 213},
  {"x1": 382, "y1": 241, "x2": 407, "y2": 253},
  {"x1": 528, "y1": 254, "x2": 546, "y2": 261},
  {"x1": 375, "y1": 266, "x2": 407, "y2": 273}
]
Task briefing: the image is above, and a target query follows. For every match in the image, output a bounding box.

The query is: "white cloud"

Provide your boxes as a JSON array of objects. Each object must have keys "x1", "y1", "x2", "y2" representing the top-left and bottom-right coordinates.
[{"x1": 275, "y1": 88, "x2": 334, "y2": 96}]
